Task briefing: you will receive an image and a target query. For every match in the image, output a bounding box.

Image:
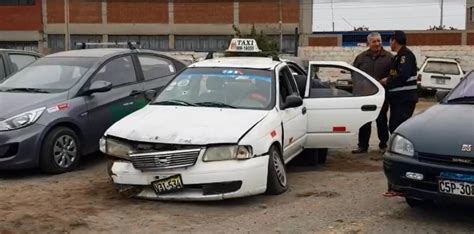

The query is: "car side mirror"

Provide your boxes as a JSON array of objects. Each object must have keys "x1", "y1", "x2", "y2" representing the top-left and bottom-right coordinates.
[
  {"x1": 282, "y1": 94, "x2": 303, "y2": 109},
  {"x1": 436, "y1": 90, "x2": 450, "y2": 102},
  {"x1": 85, "y1": 80, "x2": 112, "y2": 95},
  {"x1": 145, "y1": 89, "x2": 157, "y2": 101}
]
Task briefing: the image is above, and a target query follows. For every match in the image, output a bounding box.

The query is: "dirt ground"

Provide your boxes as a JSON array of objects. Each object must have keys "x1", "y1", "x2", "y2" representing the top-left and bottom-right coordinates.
[{"x1": 1, "y1": 99, "x2": 474, "y2": 234}]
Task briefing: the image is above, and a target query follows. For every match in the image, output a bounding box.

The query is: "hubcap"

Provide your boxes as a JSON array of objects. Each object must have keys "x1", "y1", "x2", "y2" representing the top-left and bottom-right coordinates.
[
  {"x1": 272, "y1": 151, "x2": 287, "y2": 187},
  {"x1": 53, "y1": 135, "x2": 77, "y2": 168}
]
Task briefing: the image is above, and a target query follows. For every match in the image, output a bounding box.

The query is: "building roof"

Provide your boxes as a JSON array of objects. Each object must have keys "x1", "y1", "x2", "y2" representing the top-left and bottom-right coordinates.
[
  {"x1": 46, "y1": 48, "x2": 130, "y2": 58},
  {"x1": 190, "y1": 57, "x2": 281, "y2": 70}
]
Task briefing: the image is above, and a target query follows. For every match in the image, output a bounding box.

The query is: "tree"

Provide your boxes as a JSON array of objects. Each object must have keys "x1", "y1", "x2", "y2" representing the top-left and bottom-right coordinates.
[{"x1": 232, "y1": 24, "x2": 279, "y2": 52}]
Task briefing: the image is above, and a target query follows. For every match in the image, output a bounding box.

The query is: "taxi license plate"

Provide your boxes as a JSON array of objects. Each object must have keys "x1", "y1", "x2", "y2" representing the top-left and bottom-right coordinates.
[
  {"x1": 436, "y1": 78, "x2": 446, "y2": 84},
  {"x1": 439, "y1": 179, "x2": 474, "y2": 197},
  {"x1": 152, "y1": 175, "x2": 184, "y2": 194}
]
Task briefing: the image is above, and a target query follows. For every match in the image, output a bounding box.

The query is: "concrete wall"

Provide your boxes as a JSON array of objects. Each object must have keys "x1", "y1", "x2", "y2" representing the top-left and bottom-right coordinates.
[{"x1": 299, "y1": 46, "x2": 474, "y2": 72}]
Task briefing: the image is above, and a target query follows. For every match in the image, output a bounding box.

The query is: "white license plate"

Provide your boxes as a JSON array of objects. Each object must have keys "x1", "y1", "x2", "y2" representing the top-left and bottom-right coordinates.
[
  {"x1": 152, "y1": 175, "x2": 184, "y2": 194},
  {"x1": 436, "y1": 79, "x2": 446, "y2": 84},
  {"x1": 439, "y1": 179, "x2": 474, "y2": 197}
]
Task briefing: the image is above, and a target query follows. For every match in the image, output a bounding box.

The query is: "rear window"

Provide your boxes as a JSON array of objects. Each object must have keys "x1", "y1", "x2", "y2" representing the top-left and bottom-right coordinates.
[{"x1": 423, "y1": 61, "x2": 460, "y2": 75}]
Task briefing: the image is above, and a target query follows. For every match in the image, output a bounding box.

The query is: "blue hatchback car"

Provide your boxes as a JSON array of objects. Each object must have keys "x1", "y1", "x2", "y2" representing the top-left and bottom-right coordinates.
[{"x1": 0, "y1": 48, "x2": 185, "y2": 173}]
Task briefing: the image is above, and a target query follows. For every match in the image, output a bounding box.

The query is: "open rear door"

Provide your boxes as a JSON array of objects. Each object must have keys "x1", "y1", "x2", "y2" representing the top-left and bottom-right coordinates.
[{"x1": 303, "y1": 61, "x2": 385, "y2": 148}]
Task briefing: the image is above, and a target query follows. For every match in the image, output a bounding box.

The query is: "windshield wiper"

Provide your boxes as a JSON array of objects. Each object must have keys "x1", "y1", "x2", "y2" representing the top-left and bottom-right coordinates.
[
  {"x1": 447, "y1": 96, "x2": 474, "y2": 104},
  {"x1": 152, "y1": 99, "x2": 197, "y2": 106},
  {"x1": 0, "y1": 88, "x2": 50, "y2": 93},
  {"x1": 195, "y1": 102, "x2": 236, "y2": 109}
]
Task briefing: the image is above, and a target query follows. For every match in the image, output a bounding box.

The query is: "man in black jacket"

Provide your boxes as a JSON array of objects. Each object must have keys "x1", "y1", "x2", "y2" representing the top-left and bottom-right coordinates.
[
  {"x1": 380, "y1": 31, "x2": 418, "y2": 133},
  {"x1": 352, "y1": 32, "x2": 393, "y2": 154}
]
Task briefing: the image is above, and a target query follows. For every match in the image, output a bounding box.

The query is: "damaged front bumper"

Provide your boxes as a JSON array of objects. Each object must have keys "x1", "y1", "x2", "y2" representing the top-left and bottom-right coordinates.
[{"x1": 108, "y1": 155, "x2": 269, "y2": 201}]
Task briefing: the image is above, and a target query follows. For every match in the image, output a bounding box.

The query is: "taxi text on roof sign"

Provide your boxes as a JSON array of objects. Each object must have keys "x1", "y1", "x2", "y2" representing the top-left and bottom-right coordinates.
[{"x1": 226, "y1": 38, "x2": 262, "y2": 53}]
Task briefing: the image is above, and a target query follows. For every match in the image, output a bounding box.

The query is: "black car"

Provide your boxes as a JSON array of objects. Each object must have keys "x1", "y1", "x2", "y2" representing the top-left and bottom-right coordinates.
[
  {"x1": 0, "y1": 48, "x2": 186, "y2": 173},
  {"x1": 0, "y1": 49, "x2": 41, "y2": 81},
  {"x1": 384, "y1": 71, "x2": 474, "y2": 207}
]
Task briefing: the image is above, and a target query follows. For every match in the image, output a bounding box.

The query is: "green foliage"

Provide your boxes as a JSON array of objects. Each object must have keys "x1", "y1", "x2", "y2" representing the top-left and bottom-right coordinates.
[{"x1": 232, "y1": 24, "x2": 279, "y2": 53}]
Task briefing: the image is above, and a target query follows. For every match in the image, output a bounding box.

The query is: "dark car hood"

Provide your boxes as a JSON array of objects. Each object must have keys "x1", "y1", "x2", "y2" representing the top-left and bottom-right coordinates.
[
  {"x1": 0, "y1": 92, "x2": 68, "y2": 119},
  {"x1": 396, "y1": 104, "x2": 474, "y2": 157}
]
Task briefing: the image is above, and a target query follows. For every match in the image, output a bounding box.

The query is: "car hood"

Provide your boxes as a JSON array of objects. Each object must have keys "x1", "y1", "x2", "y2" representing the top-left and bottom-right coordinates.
[
  {"x1": 396, "y1": 104, "x2": 474, "y2": 157},
  {"x1": 105, "y1": 105, "x2": 270, "y2": 145},
  {"x1": 0, "y1": 92, "x2": 68, "y2": 119}
]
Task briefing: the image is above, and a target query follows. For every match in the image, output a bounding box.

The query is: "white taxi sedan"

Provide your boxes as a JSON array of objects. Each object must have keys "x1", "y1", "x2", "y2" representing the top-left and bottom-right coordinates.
[{"x1": 100, "y1": 40, "x2": 385, "y2": 200}]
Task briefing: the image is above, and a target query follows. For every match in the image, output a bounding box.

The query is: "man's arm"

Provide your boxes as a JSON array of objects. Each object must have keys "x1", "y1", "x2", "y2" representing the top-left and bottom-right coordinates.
[{"x1": 386, "y1": 54, "x2": 415, "y2": 90}]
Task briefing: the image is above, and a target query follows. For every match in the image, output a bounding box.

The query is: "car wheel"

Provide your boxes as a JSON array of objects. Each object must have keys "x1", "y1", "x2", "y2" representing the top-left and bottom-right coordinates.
[
  {"x1": 266, "y1": 145, "x2": 288, "y2": 195},
  {"x1": 40, "y1": 127, "x2": 81, "y2": 174},
  {"x1": 405, "y1": 197, "x2": 432, "y2": 208},
  {"x1": 317, "y1": 148, "x2": 328, "y2": 164}
]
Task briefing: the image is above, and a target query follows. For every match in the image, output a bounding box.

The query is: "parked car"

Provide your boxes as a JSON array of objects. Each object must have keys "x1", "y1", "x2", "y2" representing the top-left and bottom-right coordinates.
[
  {"x1": 101, "y1": 39, "x2": 385, "y2": 200},
  {"x1": 419, "y1": 57, "x2": 464, "y2": 91},
  {"x1": 384, "y1": 71, "x2": 474, "y2": 207},
  {"x1": 0, "y1": 48, "x2": 186, "y2": 173},
  {"x1": 0, "y1": 49, "x2": 41, "y2": 81}
]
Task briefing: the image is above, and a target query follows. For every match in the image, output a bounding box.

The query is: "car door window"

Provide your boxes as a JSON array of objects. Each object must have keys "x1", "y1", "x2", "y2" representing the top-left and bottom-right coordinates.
[
  {"x1": 92, "y1": 56, "x2": 137, "y2": 87},
  {"x1": 9, "y1": 54, "x2": 37, "y2": 72},
  {"x1": 279, "y1": 67, "x2": 296, "y2": 106},
  {"x1": 0, "y1": 56, "x2": 6, "y2": 80},
  {"x1": 138, "y1": 55, "x2": 176, "y2": 80},
  {"x1": 309, "y1": 65, "x2": 378, "y2": 98}
]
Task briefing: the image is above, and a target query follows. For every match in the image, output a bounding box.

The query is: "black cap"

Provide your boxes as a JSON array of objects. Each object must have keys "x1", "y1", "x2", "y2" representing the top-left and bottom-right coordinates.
[{"x1": 390, "y1": 30, "x2": 407, "y2": 45}]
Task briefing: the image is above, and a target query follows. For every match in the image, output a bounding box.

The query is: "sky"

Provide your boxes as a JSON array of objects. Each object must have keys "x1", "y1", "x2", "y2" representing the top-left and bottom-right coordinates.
[{"x1": 313, "y1": 0, "x2": 466, "y2": 32}]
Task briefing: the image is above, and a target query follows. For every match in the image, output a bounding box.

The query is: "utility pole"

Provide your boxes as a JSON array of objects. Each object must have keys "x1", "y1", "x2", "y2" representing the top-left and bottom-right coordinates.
[
  {"x1": 440, "y1": 0, "x2": 444, "y2": 28},
  {"x1": 279, "y1": 0, "x2": 283, "y2": 52},
  {"x1": 64, "y1": 0, "x2": 70, "y2": 51},
  {"x1": 331, "y1": 0, "x2": 335, "y2": 31}
]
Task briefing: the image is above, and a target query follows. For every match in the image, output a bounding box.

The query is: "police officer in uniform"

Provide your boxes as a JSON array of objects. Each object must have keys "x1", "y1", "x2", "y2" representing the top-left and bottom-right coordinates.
[{"x1": 380, "y1": 31, "x2": 418, "y2": 133}]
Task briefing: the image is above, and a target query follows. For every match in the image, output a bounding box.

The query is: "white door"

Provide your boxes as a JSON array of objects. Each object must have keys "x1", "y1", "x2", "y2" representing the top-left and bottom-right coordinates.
[
  {"x1": 277, "y1": 65, "x2": 307, "y2": 162},
  {"x1": 303, "y1": 61, "x2": 385, "y2": 148}
]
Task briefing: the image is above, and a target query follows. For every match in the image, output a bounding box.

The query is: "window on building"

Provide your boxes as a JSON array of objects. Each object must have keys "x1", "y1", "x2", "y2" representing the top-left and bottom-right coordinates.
[
  {"x1": 109, "y1": 35, "x2": 169, "y2": 51},
  {"x1": 0, "y1": 0, "x2": 35, "y2": 5},
  {"x1": 471, "y1": 7, "x2": 474, "y2": 22},
  {"x1": 175, "y1": 36, "x2": 231, "y2": 51}
]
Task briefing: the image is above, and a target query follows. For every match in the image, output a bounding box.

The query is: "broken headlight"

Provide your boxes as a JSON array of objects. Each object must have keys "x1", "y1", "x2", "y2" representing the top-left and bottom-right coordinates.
[
  {"x1": 100, "y1": 137, "x2": 132, "y2": 160},
  {"x1": 203, "y1": 145, "x2": 253, "y2": 162}
]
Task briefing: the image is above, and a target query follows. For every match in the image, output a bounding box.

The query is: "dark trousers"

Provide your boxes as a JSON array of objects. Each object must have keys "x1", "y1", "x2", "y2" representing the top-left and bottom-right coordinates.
[
  {"x1": 358, "y1": 100, "x2": 389, "y2": 150},
  {"x1": 388, "y1": 99, "x2": 417, "y2": 133}
]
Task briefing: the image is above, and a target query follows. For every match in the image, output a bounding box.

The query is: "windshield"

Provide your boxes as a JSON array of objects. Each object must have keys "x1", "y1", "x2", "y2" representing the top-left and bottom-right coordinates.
[
  {"x1": 0, "y1": 57, "x2": 97, "y2": 93},
  {"x1": 423, "y1": 61, "x2": 460, "y2": 75},
  {"x1": 446, "y1": 72, "x2": 474, "y2": 104},
  {"x1": 152, "y1": 67, "x2": 275, "y2": 110}
]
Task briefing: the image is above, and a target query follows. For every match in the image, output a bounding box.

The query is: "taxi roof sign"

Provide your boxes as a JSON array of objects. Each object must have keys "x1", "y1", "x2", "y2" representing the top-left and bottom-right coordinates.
[{"x1": 226, "y1": 38, "x2": 262, "y2": 53}]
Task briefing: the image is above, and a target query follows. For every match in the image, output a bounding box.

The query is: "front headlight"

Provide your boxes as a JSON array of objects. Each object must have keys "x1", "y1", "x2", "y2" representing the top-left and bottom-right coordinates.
[
  {"x1": 389, "y1": 134, "x2": 415, "y2": 157},
  {"x1": 203, "y1": 145, "x2": 253, "y2": 162},
  {"x1": 101, "y1": 137, "x2": 133, "y2": 160},
  {"x1": 0, "y1": 107, "x2": 46, "y2": 131}
]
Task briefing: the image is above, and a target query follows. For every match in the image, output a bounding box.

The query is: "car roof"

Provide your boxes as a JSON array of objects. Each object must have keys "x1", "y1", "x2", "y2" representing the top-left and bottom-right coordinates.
[
  {"x1": 46, "y1": 48, "x2": 130, "y2": 58},
  {"x1": 425, "y1": 57, "x2": 460, "y2": 63},
  {"x1": 190, "y1": 57, "x2": 281, "y2": 70}
]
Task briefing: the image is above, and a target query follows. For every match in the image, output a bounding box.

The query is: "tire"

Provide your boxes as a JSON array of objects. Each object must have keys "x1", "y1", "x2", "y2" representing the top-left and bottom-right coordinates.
[
  {"x1": 266, "y1": 145, "x2": 288, "y2": 195},
  {"x1": 405, "y1": 197, "x2": 432, "y2": 208},
  {"x1": 317, "y1": 148, "x2": 328, "y2": 164},
  {"x1": 40, "y1": 127, "x2": 81, "y2": 174}
]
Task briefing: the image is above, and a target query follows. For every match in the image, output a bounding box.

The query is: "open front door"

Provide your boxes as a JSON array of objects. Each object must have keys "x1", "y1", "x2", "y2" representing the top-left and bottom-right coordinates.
[{"x1": 303, "y1": 61, "x2": 385, "y2": 148}]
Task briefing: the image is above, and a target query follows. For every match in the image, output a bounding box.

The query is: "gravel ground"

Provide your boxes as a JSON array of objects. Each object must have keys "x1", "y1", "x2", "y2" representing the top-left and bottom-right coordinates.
[{"x1": 1, "y1": 99, "x2": 473, "y2": 234}]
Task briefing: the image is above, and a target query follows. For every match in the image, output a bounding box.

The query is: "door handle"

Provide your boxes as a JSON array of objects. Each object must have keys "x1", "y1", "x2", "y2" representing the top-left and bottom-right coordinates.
[
  {"x1": 361, "y1": 105, "x2": 377, "y2": 111},
  {"x1": 302, "y1": 107, "x2": 307, "y2": 115},
  {"x1": 129, "y1": 90, "x2": 143, "y2": 97}
]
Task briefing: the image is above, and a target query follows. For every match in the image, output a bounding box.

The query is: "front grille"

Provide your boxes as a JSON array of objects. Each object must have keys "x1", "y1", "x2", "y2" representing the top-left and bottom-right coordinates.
[
  {"x1": 418, "y1": 152, "x2": 474, "y2": 168},
  {"x1": 130, "y1": 148, "x2": 201, "y2": 170}
]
